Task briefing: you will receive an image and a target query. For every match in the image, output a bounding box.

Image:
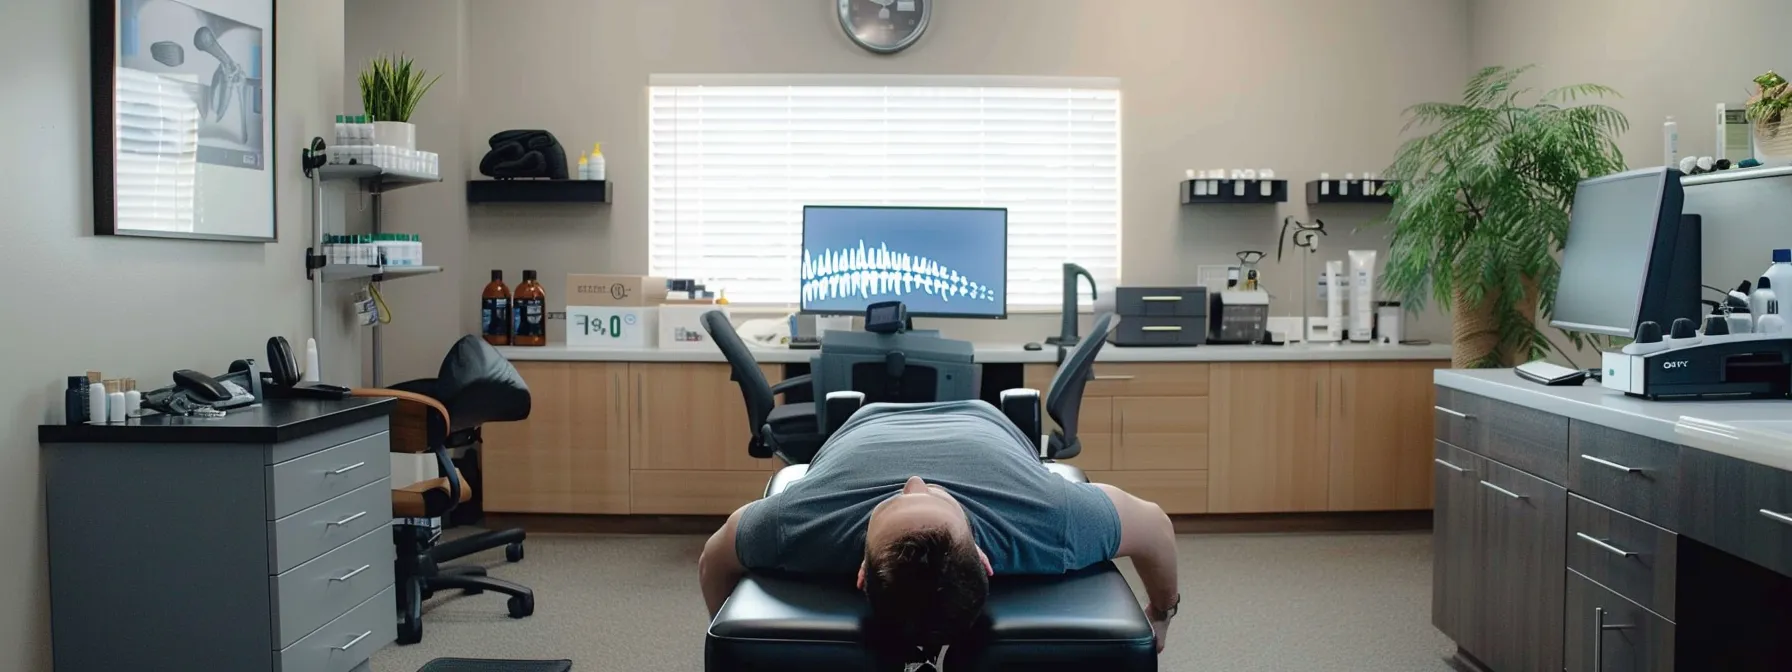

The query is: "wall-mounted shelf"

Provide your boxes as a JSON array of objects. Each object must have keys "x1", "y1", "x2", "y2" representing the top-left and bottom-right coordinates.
[
  {"x1": 1181, "y1": 180, "x2": 1288, "y2": 204},
  {"x1": 317, "y1": 264, "x2": 443, "y2": 283},
  {"x1": 467, "y1": 179, "x2": 612, "y2": 204},
  {"x1": 317, "y1": 164, "x2": 442, "y2": 193},
  {"x1": 1306, "y1": 180, "x2": 1395, "y2": 205}
]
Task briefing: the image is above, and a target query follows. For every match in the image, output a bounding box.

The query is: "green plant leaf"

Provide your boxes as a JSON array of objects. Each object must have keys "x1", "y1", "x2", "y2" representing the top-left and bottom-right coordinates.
[{"x1": 358, "y1": 52, "x2": 438, "y2": 123}]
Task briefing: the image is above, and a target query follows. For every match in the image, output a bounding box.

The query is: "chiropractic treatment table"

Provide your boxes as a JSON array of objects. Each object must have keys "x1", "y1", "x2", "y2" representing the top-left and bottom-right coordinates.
[{"x1": 703, "y1": 388, "x2": 1159, "y2": 671}]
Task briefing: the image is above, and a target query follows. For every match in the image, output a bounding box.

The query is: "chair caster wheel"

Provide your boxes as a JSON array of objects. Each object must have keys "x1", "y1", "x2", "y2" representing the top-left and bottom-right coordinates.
[
  {"x1": 397, "y1": 613, "x2": 422, "y2": 645},
  {"x1": 505, "y1": 542, "x2": 525, "y2": 562},
  {"x1": 508, "y1": 594, "x2": 534, "y2": 618}
]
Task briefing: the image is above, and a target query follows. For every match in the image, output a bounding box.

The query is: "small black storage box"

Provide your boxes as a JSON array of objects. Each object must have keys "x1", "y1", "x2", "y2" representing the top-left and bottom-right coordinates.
[{"x1": 1110, "y1": 286, "x2": 1207, "y2": 346}]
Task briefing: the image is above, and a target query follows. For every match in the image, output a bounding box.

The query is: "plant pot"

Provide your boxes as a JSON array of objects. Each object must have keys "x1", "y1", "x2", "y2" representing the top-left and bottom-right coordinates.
[
  {"x1": 373, "y1": 121, "x2": 416, "y2": 150},
  {"x1": 1754, "y1": 119, "x2": 1792, "y2": 165}
]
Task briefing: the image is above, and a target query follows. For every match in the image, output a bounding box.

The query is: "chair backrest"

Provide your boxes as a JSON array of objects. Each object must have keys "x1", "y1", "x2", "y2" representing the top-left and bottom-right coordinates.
[
  {"x1": 1045, "y1": 313, "x2": 1117, "y2": 459},
  {"x1": 701, "y1": 311, "x2": 775, "y2": 447},
  {"x1": 433, "y1": 334, "x2": 532, "y2": 436}
]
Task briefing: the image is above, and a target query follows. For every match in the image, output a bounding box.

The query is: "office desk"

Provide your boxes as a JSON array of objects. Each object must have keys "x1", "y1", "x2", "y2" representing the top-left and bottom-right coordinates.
[
  {"x1": 1431, "y1": 370, "x2": 1792, "y2": 671},
  {"x1": 39, "y1": 398, "x2": 396, "y2": 672},
  {"x1": 481, "y1": 342, "x2": 1453, "y2": 517}
]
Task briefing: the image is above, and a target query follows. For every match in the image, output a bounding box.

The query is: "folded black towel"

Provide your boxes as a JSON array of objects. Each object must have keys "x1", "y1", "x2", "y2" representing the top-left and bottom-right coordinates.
[{"x1": 480, "y1": 130, "x2": 569, "y2": 180}]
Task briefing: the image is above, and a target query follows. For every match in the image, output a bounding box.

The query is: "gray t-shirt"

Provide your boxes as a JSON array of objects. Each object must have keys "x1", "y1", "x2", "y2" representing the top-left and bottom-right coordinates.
[{"x1": 735, "y1": 400, "x2": 1121, "y2": 576}]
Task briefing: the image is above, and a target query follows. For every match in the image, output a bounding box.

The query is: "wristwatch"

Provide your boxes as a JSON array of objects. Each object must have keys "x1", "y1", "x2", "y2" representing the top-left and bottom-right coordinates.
[{"x1": 1146, "y1": 594, "x2": 1180, "y2": 621}]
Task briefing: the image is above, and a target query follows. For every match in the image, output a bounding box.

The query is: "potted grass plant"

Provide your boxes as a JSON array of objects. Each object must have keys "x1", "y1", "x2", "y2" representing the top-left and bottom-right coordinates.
[
  {"x1": 358, "y1": 52, "x2": 441, "y2": 150},
  {"x1": 1377, "y1": 65, "x2": 1630, "y2": 369},
  {"x1": 1746, "y1": 70, "x2": 1792, "y2": 163}
]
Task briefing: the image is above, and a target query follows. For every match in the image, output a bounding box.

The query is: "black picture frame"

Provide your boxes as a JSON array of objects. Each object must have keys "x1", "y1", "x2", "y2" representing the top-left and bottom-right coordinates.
[{"x1": 92, "y1": 0, "x2": 278, "y2": 242}]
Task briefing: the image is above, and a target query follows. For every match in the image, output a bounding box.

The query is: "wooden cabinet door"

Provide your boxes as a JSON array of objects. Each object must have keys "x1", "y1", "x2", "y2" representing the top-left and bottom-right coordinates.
[
  {"x1": 1328, "y1": 361, "x2": 1445, "y2": 510},
  {"x1": 1207, "y1": 362, "x2": 1331, "y2": 513},
  {"x1": 1112, "y1": 396, "x2": 1209, "y2": 470},
  {"x1": 480, "y1": 362, "x2": 631, "y2": 513},
  {"x1": 1476, "y1": 455, "x2": 1568, "y2": 672},
  {"x1": 630, "y1": 362, "x2": 779, "y2": 472},
  {"x1": 1023, "y1": 363, "x2": 1112, "y2": 470},
  {"x1": 1432, "y1": 441, "x2": 1485, "y2": 656}
]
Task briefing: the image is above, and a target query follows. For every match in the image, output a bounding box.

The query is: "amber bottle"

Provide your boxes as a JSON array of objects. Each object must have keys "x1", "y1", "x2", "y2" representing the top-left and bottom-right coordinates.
[
  {"x1": 481, "y1": 270, "x2": 512, "y2": 346},
  {"x1": 512, "y1": 270, "x2": 548, "y2": 347}
]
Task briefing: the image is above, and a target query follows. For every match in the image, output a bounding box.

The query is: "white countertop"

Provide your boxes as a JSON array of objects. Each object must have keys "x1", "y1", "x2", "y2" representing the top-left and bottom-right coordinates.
[
  {"x1": 497, "y1": 341, "x2": 1453, "y2": 365},
  {"x1": 1434, "y1": 369, "x2": 1792, "y2": 471}
]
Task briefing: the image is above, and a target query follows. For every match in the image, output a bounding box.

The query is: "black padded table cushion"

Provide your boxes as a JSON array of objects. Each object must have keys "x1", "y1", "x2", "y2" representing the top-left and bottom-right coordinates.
[{"x1": 706, "y1": 463, "x2": 1156, "y2": 672}]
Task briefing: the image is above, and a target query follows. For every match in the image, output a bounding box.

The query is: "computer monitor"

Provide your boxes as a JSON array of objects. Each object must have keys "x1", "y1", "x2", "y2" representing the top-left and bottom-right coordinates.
[
  {"x1": 1550, "y1": 167, "x2": 1701, "y2": 338},
  {"x1": 800, "y1": 205, "x2": 1008, "y2": 319}
]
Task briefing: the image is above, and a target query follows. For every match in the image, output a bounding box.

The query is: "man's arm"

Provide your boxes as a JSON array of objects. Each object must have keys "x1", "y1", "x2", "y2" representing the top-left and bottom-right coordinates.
[
  {"x1": 1094, "y1": 483, "x2": 1179, "y2": 614},
  {"x1": 700, "y1": 504, "x2": 751, "y2": 618}
]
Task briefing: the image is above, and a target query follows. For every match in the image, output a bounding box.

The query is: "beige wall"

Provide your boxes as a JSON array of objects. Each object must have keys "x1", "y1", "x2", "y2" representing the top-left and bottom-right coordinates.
[
  {"x1": 351, "y1": 0, "x2": 1470, "y2": 380},
  {"x1": 0, "y1": 0, "x2": 345, "y2": 667}
]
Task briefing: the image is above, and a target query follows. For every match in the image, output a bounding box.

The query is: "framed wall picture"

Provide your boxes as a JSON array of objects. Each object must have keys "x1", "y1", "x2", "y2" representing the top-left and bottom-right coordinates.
[{"x1": 92, "y1": 0, "x2": 277, "y2": 241}]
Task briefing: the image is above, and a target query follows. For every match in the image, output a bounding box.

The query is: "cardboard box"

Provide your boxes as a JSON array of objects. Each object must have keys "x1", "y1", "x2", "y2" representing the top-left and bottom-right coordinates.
[
  {"x1": 566, "y1": 306, "x2": 658, "y2": 348},
  {"x1": 659, "y1": 305, "x2": 724, "y2": 351},
  {"x1": 566, "y1": 274, "x2": 668, "y2": 307}
]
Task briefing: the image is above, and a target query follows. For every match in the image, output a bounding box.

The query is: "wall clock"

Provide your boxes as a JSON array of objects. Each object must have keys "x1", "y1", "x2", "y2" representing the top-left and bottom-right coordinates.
[{"x1": 838, "y1": 0, "x2": 930, "y2": 55}]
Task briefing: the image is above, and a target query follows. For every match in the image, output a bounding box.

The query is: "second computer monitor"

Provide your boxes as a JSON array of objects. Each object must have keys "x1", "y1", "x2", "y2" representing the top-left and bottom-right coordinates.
[{"x1": 800, "y1": 205, "x2": 1008, "y2": 319}]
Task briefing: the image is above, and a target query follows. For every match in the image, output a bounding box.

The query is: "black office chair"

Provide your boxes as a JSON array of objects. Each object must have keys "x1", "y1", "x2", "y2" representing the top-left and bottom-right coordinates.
[
  {"x1": 1042, "y1": 312, "x2": 1117, "y2": 460},
  {"x1": 702, "y1": 311, "x2": 826, "y2": 465},
  {"x1": 351, "y1": 334, "x2": 535, "y2": 645}
]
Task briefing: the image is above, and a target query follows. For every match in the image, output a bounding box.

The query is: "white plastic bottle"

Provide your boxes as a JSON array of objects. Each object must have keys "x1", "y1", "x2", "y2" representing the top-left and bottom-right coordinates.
[
  {"x1": 1765, "y1": 249, "x2": 1792, "y2": 318},
  {"x1": 106, "y1": 380, "x2": 126, "y2": 423},
  {"x1": 1664, "y1": 116, "x2": 1679, "y2": 168},
  {"x1": 589, "y1": 143, "x2": 606, "y2": 180},
  {"x1": 87, "y1": 377, "x2": 107, "y2": 426},
  {"x1": 1759, "y1": 301, "x2": 1786, "y2": 334},
  {"x1": 578, "y1": 156, "x2": 590, "y2": 181},
  {"x1": 123, "y1": 379, "x2": 142, "y2": 417},
  {"x1": 1750, "y1": 276, "x2": 1777, "y2": 328}
]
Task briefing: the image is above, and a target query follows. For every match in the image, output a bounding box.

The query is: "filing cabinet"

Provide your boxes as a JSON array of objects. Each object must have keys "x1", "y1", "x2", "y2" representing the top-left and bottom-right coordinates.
[{"x1": 1110, "y1": 286, "x2": 1206, "y2": 347}]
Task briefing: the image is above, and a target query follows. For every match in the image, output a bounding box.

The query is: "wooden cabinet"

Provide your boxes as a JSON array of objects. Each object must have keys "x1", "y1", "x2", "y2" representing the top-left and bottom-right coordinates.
[
  {"x1": 1112, "y1": 397, "x2": 1209, "y2": 470},
  {"x1": 1328, "y1": 361, "x2": 1444, "y2": 511},
  {"x1": 1025, "y1": 363, "x2": 1211, "y2": 513},
  {"x1": 629, "y1": 362, "x2": 779, "y2": 472},
  {"x1": 1564, "y1": 569, "x2": 1675, "y2": 672},
  {"x1": 1432, "y1": 442, "x2": 1484, "y2": 656},
  {"x1": 481, "y1": 361, "x2": 632, "y2": 513},
  {"x1": 1208, "y1": 362, "x2": 1331, "y2": 513}
]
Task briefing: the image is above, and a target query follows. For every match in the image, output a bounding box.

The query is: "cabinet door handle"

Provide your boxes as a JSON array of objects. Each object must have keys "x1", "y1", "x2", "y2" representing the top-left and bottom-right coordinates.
[
  {"x1": 1433, "y1": 405, "x2": 1472, "y2": 420},
  {"x1": 1478, "y1": 480, "x2": 1526, "y2": 500},
  {"x1": 1581, "y1": 454, "x2": 1645, "y2": 474},
  {"x1": 636, "y1": 374, "x2": 644, "y2": 428},
  {"x1": 1433, "y1": 458, "x2": 1473, "y2": 474},
  {"x1": 1092, "y1": 375, "x2": 1135, "y2": 381},
  {"x1": 1592, "y1": 606, "x2": 1634, "y2": 670},
  {"x1": 613, "y1": 372, "x2": 622, "y2": 418},
  {"x1": 326, "y1": 511, "x2": 367, "y2": 527},
  {"x1": 1141, "y1": 296, "x2": 1182, "y2": 302},
  {"x1": 1142, "y1": 326, "x2": 1182, "y2": 332},
  {"x1": 1760, "y1": 509, "x2": 1792, "y2": 526},
  {"x1": 330, "y1": 564, "x2": 372, "y2": 582},
  {"x1": 328, "y1": 462, "x2": 367, "y2": 476},
  {"x1": 333, "y1": 630, "x2": 373, "y2": 651},
  {"x1": 1576, "y1": 532, "x2": 1638, "y2": 558}
]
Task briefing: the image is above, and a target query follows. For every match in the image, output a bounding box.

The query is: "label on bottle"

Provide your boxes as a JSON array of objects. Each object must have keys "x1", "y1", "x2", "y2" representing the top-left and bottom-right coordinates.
[
  {"x1": 516, "y1": 298, "x2": 547, "y2": 337},
  {"x1": 482, "y1": 297, "x2": 510, "y2": 337}
]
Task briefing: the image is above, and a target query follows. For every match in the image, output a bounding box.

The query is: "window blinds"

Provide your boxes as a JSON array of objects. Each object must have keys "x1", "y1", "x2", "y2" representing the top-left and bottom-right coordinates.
[
  {"x1": 647, "y1": 78, "x2": 1121, "y2": 308},
  {"x1": 113, "y1": 68, "x2": 200, "y2": 233}
]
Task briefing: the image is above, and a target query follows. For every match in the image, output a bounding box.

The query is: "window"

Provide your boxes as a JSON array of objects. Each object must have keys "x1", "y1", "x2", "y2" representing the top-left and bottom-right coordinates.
[
  {"x1": 648, "y1": 75, "x2": 1121, "y2": 309},
  {"x1": 114, "y1": 67, "x2": 200, "y2": 233}
]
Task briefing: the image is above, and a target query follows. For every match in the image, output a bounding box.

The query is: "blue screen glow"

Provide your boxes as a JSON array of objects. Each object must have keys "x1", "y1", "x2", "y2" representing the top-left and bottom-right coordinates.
[{"x1": 801, "y1": 206, "x2": 1007, "y2": 318}]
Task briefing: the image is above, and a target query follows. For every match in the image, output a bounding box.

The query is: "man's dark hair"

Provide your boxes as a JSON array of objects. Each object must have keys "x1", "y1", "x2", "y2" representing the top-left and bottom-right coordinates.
[{"x1": 862, "y1": 525, "x2": 989, "y2": 658}]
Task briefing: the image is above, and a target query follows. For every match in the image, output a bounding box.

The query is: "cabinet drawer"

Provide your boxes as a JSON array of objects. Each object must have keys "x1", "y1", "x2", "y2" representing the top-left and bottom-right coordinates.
[
  {"x1": 1567, "y1": 494, "x2": 1677, "y2": 621},
  {"x1": 268, "y1": 432, "x2": 391, "y2": 520},
  {"x1": 1570, "y1": 422, "x2": 1679, "y2": 529},
  {"x1": 1680, "y1": 448, "x2": 1792, "y2": 578},
  {"x1": 1115, "y1": 287, "x2": 1206, "y2": 318},
  {"x1": 1469, "y1": 392, "x2": 1570, "y2": 485},
  {"x1": 1112, "y1": 397, "x2": 1209, "y2": 470},
  {"x1": 1564, "y1": 569, "x2": 1674, "y2": 672},
  {"x1": 268, "y1": 479, "x2": 392, "y2": 574},
  {"x1": 1432, "y1": 387, "x2": 1474, "y2": 449},
  {"x1": 271, "y1": 525, "x2": 396, "y2": 649},
  {"x1": 1109, "y1": 318, "x2": 1206, "y2": 347},
  {"x1": 1059, "y1": 398, "x2": 1113, "y2": 471},
  {"x1": 1085, "y1": 363, "x2": 1209, "y2": 397},
  {"x1": 275, "y1": 586, "x2": 395, "y2": 672},
  {"x1": 1084, "y1": 470, "x2": 1208, "y2": 514}
]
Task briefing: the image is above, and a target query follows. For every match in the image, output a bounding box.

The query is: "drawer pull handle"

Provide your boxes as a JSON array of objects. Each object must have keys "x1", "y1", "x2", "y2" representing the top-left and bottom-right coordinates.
[
  {"x1": 333, "y1": 630, "x2": 373, "y2": 651},
  {"x1": 1141, "y1": 296, "x2": 1183, "y2": 302},
  {"x1": 1433, "y1": 458, "x2": 1474, "y2": 474},
  {"x1": 1760, "y1": 509, "x2": 1792, "y2": 526},
  {"x1": 1478, "y1": 480, "x2": 1526, "y2": 500},
  {"x1": 330, "y1": 564, "x2": 372, "y2": 582},
  {"x1": 326, "y1": 511, "x2": 368, "y2": 527},
  {"x1": 1093, "y1": 375, "x2": 1136, "y2": 381},
  {"x1": 328, "y1": 462, "x2": 367, "y2": 476},
  {"x1": 1580, "y1": 454, "x2": 1644, "y2": 474},
  {"x1": 1593, "y1": 607, "x2": 1633, "y2": 669},
  {"x1": 1576, "y1": 532, "x2": 1638, "y2": 558},
  {"x1": 1142, "y1": 326, "x2": 1183, "y2": 332},
  {"x1": 1433, "y1": 405, "x2": 1472, "y2": 420}
]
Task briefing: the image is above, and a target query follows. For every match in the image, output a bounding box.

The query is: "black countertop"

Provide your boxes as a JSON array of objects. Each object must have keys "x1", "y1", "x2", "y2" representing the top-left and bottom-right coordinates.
[{"x1": 39, "y1": 397, "x2": 395, "y2": 445}]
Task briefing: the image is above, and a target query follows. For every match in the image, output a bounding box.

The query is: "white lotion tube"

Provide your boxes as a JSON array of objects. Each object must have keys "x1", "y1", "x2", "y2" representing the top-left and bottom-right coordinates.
[
  {"x1": 1325, "y1": 260, "x2": 1344, "y2": 341},
  {"x1": 1349, "y1": 250, "x2": 1377, "y2": 342},
  {"x1": 303, "y1": 338, "x2": 321, "y2": 383}
]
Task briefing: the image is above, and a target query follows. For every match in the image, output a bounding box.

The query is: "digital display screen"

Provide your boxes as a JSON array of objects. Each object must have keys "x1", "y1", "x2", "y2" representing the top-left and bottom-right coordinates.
[
  {"x1": 1553, "y1": 170, "x2": 1675, "y2": 337},
  {"x1": 801, "y1": 206, "x2": 1007, "y2": 318}
]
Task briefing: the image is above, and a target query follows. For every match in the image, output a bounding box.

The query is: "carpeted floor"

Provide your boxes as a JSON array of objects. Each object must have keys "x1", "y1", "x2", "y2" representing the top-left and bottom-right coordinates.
[{"x1": 370, "y1": 530, "x2": 1457, "y2": 672}]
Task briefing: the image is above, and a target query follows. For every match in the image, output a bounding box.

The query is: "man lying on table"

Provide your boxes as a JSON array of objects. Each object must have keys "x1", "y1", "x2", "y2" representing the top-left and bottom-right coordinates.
[{"x1": 699, "y1": 399, "x2": 1181, "y2": 655}]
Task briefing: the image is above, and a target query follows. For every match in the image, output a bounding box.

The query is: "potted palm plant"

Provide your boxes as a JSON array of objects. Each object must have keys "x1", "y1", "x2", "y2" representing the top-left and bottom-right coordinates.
[
  {"x1": 1378, "y1": 65, "x2": 1629, "y2": 369},
  {"x1": 358, "y1": 52, "x2": 441, "y2": 150}
]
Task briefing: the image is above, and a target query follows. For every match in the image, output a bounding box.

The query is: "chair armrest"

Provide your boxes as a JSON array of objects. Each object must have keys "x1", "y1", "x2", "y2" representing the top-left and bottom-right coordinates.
[
  {"x1": 350, "y1": 388, "x2": 461, "y2": 510},
  {"x1": 770, "y1": 374, "x2": 811, "y2": 397}
]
